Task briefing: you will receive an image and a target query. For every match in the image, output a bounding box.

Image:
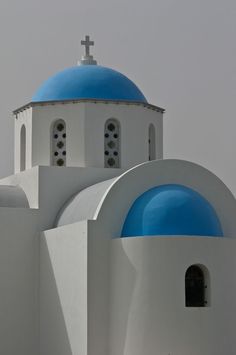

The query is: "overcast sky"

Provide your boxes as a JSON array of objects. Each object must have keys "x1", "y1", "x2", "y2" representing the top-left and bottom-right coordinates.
[{"x1": 0, "y1": 0, "x2": 235, "y2": 193}]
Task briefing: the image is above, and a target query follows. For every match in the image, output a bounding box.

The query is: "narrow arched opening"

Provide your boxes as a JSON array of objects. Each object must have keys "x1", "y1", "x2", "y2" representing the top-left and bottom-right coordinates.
[
  {"x1": 185, "y1": 265, "x2": 209, "y2": 307},
  {"x1": 148, "y1": 124, "x2": 156, "y2": 161},
  {"x1": 104, "y1": 118, "x2": 120, "y2": 168},
  {"x1": 51, "y1": 119, "x2": 66, "y2": 167},
  {"x1": 20, "y1": 125, "x2": 26, "y2": 171}
]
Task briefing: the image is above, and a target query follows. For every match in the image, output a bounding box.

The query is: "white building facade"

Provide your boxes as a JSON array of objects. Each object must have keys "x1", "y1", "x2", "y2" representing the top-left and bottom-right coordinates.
[{"x1": 0, "y1": 36, "x2": 236, "y2": 355}]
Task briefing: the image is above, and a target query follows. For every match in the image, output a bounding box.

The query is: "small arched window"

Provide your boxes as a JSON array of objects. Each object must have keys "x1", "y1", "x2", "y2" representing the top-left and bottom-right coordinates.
[
  {"x1": 51, "y1": 119, "x2": 66, "y2": 167},
  {"x1": 104, "y1": 118, "x2": 120, "y2": 168},
  {"x1": 148, "y1": 124, "x2": 156, "y2": 161},
  {"x1": 185, "y1": 265, "x2": 208, "y2": 307},
  {"x1": 20, "y1": 125, "x2": 26, "y2": 171}
]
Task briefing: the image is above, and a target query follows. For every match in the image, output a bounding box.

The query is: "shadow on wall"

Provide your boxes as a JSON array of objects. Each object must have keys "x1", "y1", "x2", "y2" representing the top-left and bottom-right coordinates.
[
  {"x1": 110, "y1": 239, "x2": 136, "y2": 355},
  {"x1": 40, "y1": 236, "x2": 72, "y2": 355}
]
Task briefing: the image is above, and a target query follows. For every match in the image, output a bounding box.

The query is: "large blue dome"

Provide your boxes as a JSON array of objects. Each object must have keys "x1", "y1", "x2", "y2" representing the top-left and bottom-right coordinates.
[
  {"x1": 32, "y1": 65, "x2": 147, "y2": 103},
  {"x1": 122, "y1": 184, "x2": 223, "y2": 237}
]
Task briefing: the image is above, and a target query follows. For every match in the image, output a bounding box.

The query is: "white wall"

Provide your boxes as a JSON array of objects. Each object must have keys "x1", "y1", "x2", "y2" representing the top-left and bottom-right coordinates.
[
  {"x1": 110, "y1": 236, "x2": 236, "y2": 355},
  {"x1": 44, "y1": 220, "x2": 236, "y2": 355},
  {"x1": 14, "y1": 101, "x2": 163, "y2": 171},
  {"x1": 0, "y1": 166, "x2": 39, "y2": 208},
  {"x1": 0, "y1": 165, "x2": 123, "y2": 226},
  {"x1": 32, "y1": 103, "x2": 86, "y2": 167},
  {"x1": 84, "y1": 102, "x2": 163, "y2": 168},
  {"x1": 96, "y1": 159, "x2": 236, "y2": 238},
  {"x1": 40, "y1": 221, "x2": 88, "y2": 355},
  {"x1": 79, "y1": 159, "x2": 236, "y2": 355},
  {"x1": 5, "y1": 157, "x2": 235, "y2": 355},
  {"x1": 14, "y1": 108, "x2": 32, "y2": 173},
  {"x1": 0, "y1": 207, "x2": 39, "y2": 355}
]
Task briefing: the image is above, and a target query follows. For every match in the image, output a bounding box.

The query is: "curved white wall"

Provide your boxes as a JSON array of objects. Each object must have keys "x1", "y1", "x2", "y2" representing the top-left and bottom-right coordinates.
[
  {"x1": 109, "y1": 236, "x2": 236, "y2": 355},
  {"x1": 96, "y1": 159, "x2": 236, "y2": 238}
]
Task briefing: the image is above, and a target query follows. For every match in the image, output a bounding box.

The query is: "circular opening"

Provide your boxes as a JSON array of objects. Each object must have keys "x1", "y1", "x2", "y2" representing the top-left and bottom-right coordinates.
[
  {"x1": 108, "y1": 158, "x2": 115, "y2": 166},
  {"x1": 57, "y1": 123, "x2": 65, "y2": 132},
  {"x1": 105, "y1": 151, "x2": 109, "y2": 156},
  {"x1": 104, "y1": 133, "x2": 109, "y2": 138},
  {"x1": 114, "y1": 151, "x2": 118, "y2": 156},
  {"x1": 107, "y1": 141, "x2": 115, "y2": 149},
  {"x1": 107, "y1": 123, "x2": 115, "y2": 132},
  {"x1": 57, "y1": 141, "x2": 64, "y2": 149},
  {"x1": 114, "y1": 134, "x2": 118, "y2": 139},
  {"x1": 62, "y1": 151, "x2": 66, "y2": 156},
  {"x1": 57, "y1": 159, "x2": 64, "y2": 166},
  {"x1": 62, "y1": 133, "x2": 66, "y2": 138},
  {"x1": 54, "y1": 134, "x2": 58, "y2": 139},
  {"x1": 54, "y1": 152, "x2": 59, "y2": 156}
]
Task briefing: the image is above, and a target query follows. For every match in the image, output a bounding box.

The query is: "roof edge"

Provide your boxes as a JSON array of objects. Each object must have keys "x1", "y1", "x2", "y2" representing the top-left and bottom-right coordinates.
[{"x1": 13, "y1": 99, "x2": 165, "y2": 115}]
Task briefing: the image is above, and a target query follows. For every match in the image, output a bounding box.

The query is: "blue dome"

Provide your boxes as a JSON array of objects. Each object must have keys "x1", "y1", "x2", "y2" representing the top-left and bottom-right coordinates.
[
  {"x1": 32, "y1": 65, "x2": 147, "y2": 103},
  {"x1": 122, "y1": 184, "x2": 223, "y2": 237}
]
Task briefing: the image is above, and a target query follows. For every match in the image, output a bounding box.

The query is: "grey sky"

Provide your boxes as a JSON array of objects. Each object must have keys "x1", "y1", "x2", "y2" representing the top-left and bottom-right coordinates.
[{"x1": 0, "y1": 0, "x2": 235, "y2": 193}]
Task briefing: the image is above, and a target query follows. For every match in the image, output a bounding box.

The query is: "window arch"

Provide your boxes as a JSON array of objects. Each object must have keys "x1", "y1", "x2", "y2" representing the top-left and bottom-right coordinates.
[
  {"x1": 20, "y1": 125, "x2": 26, "y2": 171},
  {"x1": 185, "y1": 265, "x2": 209, "y2": 307},
  {"x1": 148, "y1": 124, "x2": 156, "y2": 161},
  {"x1": 51, "y1": 119, "x2": 66, "y2": 167},
  {"x1": 104, "y1": 118, "x2": 120, "y2": 168}
]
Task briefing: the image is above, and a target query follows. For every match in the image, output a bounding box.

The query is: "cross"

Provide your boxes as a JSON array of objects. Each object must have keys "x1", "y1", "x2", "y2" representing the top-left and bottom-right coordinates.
[{"x1": 81, "y1": 35, "x2": 94, "y2": 57}]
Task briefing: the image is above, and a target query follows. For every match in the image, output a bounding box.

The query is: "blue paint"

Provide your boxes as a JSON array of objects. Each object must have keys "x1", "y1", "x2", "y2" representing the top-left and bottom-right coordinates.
[
  {"x1": 122, "y1": 184, "x2": 223, "y2": 237},
  {"x1": 32, "y1": 65, "x2": 147, "y2": 103}
]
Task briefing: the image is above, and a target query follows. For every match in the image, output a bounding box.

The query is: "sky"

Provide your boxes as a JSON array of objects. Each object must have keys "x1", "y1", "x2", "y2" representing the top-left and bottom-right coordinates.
[{"x1": 0, "y1": 0, "x2": 235, "y2": 193}]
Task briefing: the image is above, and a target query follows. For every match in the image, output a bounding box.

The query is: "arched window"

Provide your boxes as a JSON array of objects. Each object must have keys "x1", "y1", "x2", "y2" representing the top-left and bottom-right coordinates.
[
  {"x1": 185, "y1": 265, "x2": 208, "y2": 307},
  {"x1": 20, "y1": 125, "x2": 26, "y2": 171},
  {"x1": 104, "y1": 118, "x2": 120, "y2": 168},
  {"x1": 148, "y1": 124, "x2": 156, "y2": 161},
  {"x1": 51, "y1": 119, "x2": 66, "y2": 167}
]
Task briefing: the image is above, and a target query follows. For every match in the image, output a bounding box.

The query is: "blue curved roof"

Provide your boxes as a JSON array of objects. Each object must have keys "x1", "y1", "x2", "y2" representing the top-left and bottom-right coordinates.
[
  {"x1": 122, "y1": 184, "x2": 223, "y2": 237},
  {"x1": 32, "y1": 65, "x2": 147, "y2": 103}
]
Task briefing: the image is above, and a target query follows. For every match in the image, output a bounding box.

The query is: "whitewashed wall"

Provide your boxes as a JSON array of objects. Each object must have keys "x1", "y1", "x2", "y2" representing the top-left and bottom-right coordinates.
[
  {"x1": 110, "y1": 236, "x2": 236, "y2": 355},
  {"x1": 40, "y1": 221, "x2": 89, "y2": 355},
  {"x1": 0, "y1": 208, "x2": 39, "y2": 355},
  {"x1": 14, "y1": 101, "x2": 163, "y2": 172},
  {"x1": 14, "y1": 107, "x2": 32, "y2": 173},
  {"x1": 84, "y1": 102, "x2": 163, "y2": 168}
]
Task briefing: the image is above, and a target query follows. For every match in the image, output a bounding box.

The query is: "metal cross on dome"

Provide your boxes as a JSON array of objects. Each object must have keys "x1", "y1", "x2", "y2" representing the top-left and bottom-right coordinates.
[
  {"x1": 80, "y1": 35, "x2": 97, "y2": 65},
  {"x1": 81, "y1": 35, "x2": 94, "y2": 57}
]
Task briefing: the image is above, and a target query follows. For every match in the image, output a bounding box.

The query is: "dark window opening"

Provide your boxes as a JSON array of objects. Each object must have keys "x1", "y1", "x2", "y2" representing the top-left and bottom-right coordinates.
[
  {"x1": 185, "y1": 265, "x2": 206, "y2": 307},
  {"x1": 104, "y1": 118, "x2": 120, "y2": 168},
  {"x1": 148, "y1": 124, "x2": 156, "y2": 161},
  {"x1": 52, "y1": 119, "x2": 66, "y2": 166},
  {"x1": 20, "y1": 125, "x2": 26, "y2": 171}
]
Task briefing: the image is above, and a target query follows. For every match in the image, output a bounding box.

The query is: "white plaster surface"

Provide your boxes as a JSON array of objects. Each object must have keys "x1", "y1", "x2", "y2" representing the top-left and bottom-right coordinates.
[
  {"x1": 14, "y1": 101, "x2": 163, "y2": 171},
  {"x1": 2, "y1": 151, "x2": 236, "y2": 355},
  {"x1": 56, "y1": 177, "x2": 117, "y2": 227},
  {"x1": 32, "y1": 104, "x2": 85, "y2": 168},
  {"x1": 84, "y1": 102, "x2": 163, "y2": 168},
  {"x1": 36, "y1": 166, "x2": 122, "y2": 230},
  {"x1": 109, "y1": 236, "x2": 236, "y2": 355},
  {"x1": 14, "y1": 108, "x2": 33, "y2": 173},
  {"x1": 40, "y1": 221, "x2": 88, "y2": 355},
  {"x1": 0, "y1": 166, "x2": 39, "y2": 208},
  {"x1": 96, "y1": 159, "x2": 236, "y2": 237},
  {"x1": 57, "y1": 159, "x2": 236, "y2": 238},
  {"x1": 0, "y1": 185, "x2": 29, "y2": 207},
  {"x1": 0, "y1": 208, "x2": 39, "y2": 355},
  {"x1": 41, "y1": 218, "x2": 236, "y2": 355},
  {"x1": 0, "y1": 166, "x2": 122, "y2": 226}
]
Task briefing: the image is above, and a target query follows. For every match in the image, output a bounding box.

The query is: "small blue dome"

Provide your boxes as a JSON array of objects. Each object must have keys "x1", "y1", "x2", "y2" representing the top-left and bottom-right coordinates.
[
  {"x1": 32, "y1": 65, "x2": 147, "y2": 103},
  {"x1": 122, "y1": 184, "x2": 223, "y2": 237}
]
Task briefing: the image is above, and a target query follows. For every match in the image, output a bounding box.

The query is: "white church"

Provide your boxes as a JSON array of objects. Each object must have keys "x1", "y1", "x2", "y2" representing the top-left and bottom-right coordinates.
[{"x1": 1, "y1": 36, "x2": 236, "y2": 355}]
